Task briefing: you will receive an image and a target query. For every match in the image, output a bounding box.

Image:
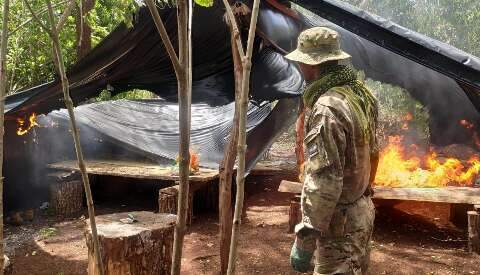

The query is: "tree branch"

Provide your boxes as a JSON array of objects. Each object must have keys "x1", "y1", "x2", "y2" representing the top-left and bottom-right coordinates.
[
  {"x1": 23, "y1": 0, "x2": 54, "y2": 37},
  {"x1": 56, "y1": 0, "x2": 77, "y2": 32},
  {"x1": 222, "y1": 0, "x2": 245, "y2": 58},
  {"x1": 12, "y1": 0, "x2": 70, "y2": 35},
  {"x1": 226, "y1": 0, "x2": 261, "y2": 273},
  {"x1": 145, "y1": 0, "x2": 183, "y2": 78},
  {"x1": 0, "y1": 0, "x2": 9, "y2": 272}
]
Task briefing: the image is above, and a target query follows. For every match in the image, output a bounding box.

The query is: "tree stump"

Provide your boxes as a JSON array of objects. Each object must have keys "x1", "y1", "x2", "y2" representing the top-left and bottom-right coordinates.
[
  {"x1": 158, "y1": 185, "x2": 193, "y2": 225},
  {"x1": 50, "y1": 180, "x2": 84, "y2": 216},
  {"x1": 289, "y1": 195, "x2": 301, "y2": 233},
  {"x1": 85, "y1": 211, "x2": 176, "y2": 275},
  {"x1": 468, "y1": 206, "x2": 480, "y2": 254}
]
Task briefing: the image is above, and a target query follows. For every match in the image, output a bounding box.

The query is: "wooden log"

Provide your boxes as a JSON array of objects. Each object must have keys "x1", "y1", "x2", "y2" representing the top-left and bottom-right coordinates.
[
  {"x1": 85, "y1": 211, "x2": 176, "y2": 275},
  {"x1": 467, "y1": 210, "x2": 480, "y2": 254},
  {"x1": 289, "y1": 195, "x2": 301, "y2": 233},
  {"x1": 278, "y1": 180, "x2": 302, "y2": 194},
  {"x1": 158, "y1": 185, "x2": 193, "y2": 226},
  {"x1": 372, "y1": 187, "x2": 480, "y2": 205},
  {"x1": 50, "y1": 180, "x2": 84, "y2": 216}
]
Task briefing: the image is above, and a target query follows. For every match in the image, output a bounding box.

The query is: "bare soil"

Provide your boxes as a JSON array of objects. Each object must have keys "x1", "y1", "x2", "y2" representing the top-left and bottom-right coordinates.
[{"x1": 6, "y1": 173, "x2": 480, "y2": 275}]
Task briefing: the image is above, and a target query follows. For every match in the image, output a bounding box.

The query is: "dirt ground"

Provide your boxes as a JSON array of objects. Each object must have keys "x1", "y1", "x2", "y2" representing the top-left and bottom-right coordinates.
[{"x1": 5, "y1": 171, "x2": 480, "y2": 275}]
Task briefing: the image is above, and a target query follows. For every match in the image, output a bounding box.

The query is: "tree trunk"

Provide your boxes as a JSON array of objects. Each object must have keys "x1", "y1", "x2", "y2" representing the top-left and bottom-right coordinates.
[
  {"x1": 85, "y1": 211, "x2": 176, "y2": 275},
  {"x1": 31, "y1": 1, "x2": 105, "y2": 273},
  {"x1": 50, "y1": 180, "x2": 84, "y2": 216},
  {"x1": 158, "y1": 185, "x2": 193, "y2": 226},
  {"x1": 75, "y1": 0, "x2": 95, "y2": 59},
  {"x1": 144, "y1": 1, "x2": 192, "y2": 273},
  {"x1": 0, "y1": 0, "x2": 9, "y2": 272},
  {"x1": 227, "y1": 0, "x2": 261, "y2": 273},
  {"x1": 219, "y1": 9, "x2": 243, "y2": 273},
  {"x1": 171, "y1": 0, "x2": 192, "y2": 274},
  {"x1": 295, "y1": 102, "x2": 305, "y2": 181},
  {"x1": 288, "y1": 195, "x2": 301, "y2": 233}
]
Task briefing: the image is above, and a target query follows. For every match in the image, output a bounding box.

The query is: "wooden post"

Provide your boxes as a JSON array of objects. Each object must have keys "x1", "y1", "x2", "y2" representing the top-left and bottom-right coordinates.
[
  {"x1": 468, "y1": 205, "x2": 480, "y2": 254},
  {"x1": 0, "y1": 0, "x2": 9, "y2": 272},
  {"x1": 288, "y1": 195, "x2": 301, "y2": 233},
  {"x1": 24, "y1": 1, "x2": 104, "y2": 273},
  {"x1": 158, "y1": 185, "x2": 193, "y2": 226},
  {"x1": 219, "y1": 1, "x2": 244, "y2": 272},
  {"x1": 295, "y1": 102, "x2": 305, "y2": 181},
  {"x1": 85, "y1": 211, "x2": 176, "y2": 275},
  {"x1": 145, "y1": 1, "x2": 193, "y2": 273},
  {"x1": 227, "y1": 0, "x2": 261, "y2": 273}
]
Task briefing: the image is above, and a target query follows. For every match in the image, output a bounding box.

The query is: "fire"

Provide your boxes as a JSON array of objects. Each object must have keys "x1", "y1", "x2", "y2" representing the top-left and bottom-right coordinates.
[
  {"x1": 375, "y1": 136, "x2": 480, "y2": 188},
  {"x1": 16, "y1": 113, "x2": 39, "y2": 136},
  {"x1": 460, "y1": 119, "x2": 474, "y2": 129},
  {"x1": 175, "y1": 149, "x2": 200, "y2": 173}
]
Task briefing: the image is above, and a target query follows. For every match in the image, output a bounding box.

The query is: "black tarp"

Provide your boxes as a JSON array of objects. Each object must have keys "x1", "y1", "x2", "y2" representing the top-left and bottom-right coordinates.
[{"x1": 5, "y1": 0, "x2": 480, "y2": 211}]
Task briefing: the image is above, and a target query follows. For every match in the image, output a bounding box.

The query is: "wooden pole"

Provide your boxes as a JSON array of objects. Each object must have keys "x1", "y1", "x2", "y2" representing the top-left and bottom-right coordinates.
[
  {"x1": 24, "y1": 1, "x2": 104, "y2": 274},
  {"x1": 171, "y1": 0, "x2": 191, "y2": 273},
  {"x1": 226, "y1": 0, "x2": 261, "y2": 273},
  {"x1": 0, "y1": 0, "x2": 9, "y2": 273},
  {"x1": 146, "y1": 2, "x2": 192, "y2": 273},
  {"x1": 468, "y1": 206, "x2": 480, "y2": 254},
  {"x1": 295, "y1": 102, "x2": 305, "y2": 181},
  {"x1": 219, "y1": 3, "x2": 244, "y2": 273}
]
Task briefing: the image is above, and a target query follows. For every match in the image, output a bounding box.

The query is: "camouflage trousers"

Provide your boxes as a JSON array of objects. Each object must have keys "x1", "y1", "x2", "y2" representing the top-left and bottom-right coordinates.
[{"x1": 313, "y1": 195, "x2": 375, "y2": 275}]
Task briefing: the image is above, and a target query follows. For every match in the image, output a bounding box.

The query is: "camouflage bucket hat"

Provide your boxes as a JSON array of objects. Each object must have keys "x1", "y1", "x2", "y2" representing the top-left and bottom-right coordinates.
[{"x1": 285, "y1": 27, "x2": 351, "y2": 65}]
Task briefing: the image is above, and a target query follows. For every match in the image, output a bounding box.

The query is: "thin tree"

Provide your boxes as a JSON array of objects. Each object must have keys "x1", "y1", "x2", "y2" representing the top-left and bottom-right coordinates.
[
  {"x1": 23, "y1": 1, "x2": 105, "y2": 274},
  {"x1": 218, "y1": 0, "x2": 244, "y2": 272},
  {"x1": 0, "y1": 0, "x2": 10, "y2": 273},
  {"x1": 144, "y1": 0, "x2": 193, "y2": 274},
  {"x1": 222, "y1": 0, "x2": 261, "y2": 273}
]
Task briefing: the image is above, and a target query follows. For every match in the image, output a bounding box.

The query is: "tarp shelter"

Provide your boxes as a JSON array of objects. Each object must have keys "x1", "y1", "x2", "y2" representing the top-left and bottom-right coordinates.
[{"x1": 4, "y1": 0, "x2": 480, "y2": 211}]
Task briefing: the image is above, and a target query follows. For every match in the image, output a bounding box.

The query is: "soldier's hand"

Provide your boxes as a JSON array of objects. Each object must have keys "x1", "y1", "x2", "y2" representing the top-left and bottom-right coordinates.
[{"x1": 290, "y1": 236, "x2": 314, "y2": 273}]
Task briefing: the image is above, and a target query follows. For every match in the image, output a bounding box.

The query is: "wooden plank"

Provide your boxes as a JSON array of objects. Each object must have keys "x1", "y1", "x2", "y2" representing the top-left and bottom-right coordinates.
[
  {"x1": 250, "y1": 160, "x2": 297, "y2": 176},
  {"x1": 278, "y1": 180, "x2": 480, "y2": 205},
  {"x1": 373, "y1": 186, "x2": 480, "y2": 205},
  {"x1": 48, "y1": 160, "x2": 219, "y2": 182},
  {"x1": 278, "y1": 180, "x2": 302, "y2": 194}
]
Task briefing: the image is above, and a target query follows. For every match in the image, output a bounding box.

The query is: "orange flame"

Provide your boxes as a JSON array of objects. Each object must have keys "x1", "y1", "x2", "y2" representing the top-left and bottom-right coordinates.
[
  {"x1": 175, "y1": 149, "x2": 199, "y2": 173},
  {"x1": 460, "y1": 119, "x2": 474, "y2": 129},
  {"x1": 16, "y1": 113, "x2": 39, "y2": 136},
  {"x1": 375, "y1": 137, "x2": 480, "y2": 188}
]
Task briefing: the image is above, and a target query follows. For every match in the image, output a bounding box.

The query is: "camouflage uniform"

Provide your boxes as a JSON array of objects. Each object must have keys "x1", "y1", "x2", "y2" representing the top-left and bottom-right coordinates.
[
  {"x1": 302, "y1": 88, "x2": 377, "y2": 274},
  {"x1": 286, "y1": 27, "x2": 378, "y2": 275}
]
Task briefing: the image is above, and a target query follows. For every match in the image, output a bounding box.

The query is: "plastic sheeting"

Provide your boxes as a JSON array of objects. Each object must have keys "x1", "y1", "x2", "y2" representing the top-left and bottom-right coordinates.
[
  {"x1": 44, "y1": 99, "x2": 272, "y2": 169},
  {"x1": 4, "y1": 4, "x2": 303, "y2": 116}
]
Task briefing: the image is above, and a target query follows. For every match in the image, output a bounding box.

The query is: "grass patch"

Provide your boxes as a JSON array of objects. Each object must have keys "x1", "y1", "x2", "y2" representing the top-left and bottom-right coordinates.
[{"x1": 38, "y1": 227, "x2": 58, "y2": 239}]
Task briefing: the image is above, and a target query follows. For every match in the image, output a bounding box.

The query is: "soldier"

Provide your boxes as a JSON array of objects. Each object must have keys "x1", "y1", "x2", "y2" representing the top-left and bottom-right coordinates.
[{"x1": 285, "y1": 27, "x2": 379, "y2": 274}]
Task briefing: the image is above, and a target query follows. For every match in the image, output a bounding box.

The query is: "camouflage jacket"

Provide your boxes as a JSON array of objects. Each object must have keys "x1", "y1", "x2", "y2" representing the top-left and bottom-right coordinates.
[{"x1": 299, "y1": 85, "x2": 379, "y2": 233}]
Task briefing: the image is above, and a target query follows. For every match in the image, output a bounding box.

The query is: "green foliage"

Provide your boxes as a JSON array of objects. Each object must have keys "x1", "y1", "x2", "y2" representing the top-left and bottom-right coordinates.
[
  {"x1": 341, "y1": 0, "x2": 480, "y2": 57},
  {"x1": 194, "y1": 0, "x2": 214, "y2": 8},
  {"x1": 0, "y1": 0, "x2": 139, "y2": 94},
  {"x1": 363, "y1": 77, "x2": 430, "y2": 148},
  {"x1": 38, "y1": 227, "x2": 58, "y2": 239},
  {"x1": 94, "y1": 89, "x2": 157, "y2": 102}
]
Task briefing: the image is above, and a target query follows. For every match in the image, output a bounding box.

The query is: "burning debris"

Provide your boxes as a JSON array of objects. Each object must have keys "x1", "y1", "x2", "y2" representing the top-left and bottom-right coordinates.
[
  {"x1": 16, "y1": 113, "x2": 39, "y2": 136},
  {"x1": 369, "y1": 81, "x2": 480, "y2": 188},
  {"x1": 375, "y1": 136, "x2": 480, "y2": 188}
]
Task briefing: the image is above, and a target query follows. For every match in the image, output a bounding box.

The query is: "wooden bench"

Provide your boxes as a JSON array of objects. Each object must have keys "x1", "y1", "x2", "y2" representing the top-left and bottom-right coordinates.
[{"x1": 279, "y1": 180, "x2": 480, "y2": 254}]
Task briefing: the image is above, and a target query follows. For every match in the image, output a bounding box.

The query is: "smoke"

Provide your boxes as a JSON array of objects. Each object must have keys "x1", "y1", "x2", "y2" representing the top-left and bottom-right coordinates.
[{"x1": 297, "y1": 6, "x2": 480, "y2": 146}]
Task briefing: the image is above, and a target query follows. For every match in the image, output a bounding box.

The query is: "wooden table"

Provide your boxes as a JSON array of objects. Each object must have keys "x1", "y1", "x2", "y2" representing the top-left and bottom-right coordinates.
[
  {"x1": 278, "y1": 180, "x2": 480, "y2": 254},
  {"x1": 48, "y1": 160, "x2": 219, "y2": 183}
]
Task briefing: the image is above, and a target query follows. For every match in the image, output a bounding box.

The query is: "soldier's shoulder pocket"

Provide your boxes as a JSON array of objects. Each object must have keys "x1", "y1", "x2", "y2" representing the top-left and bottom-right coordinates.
[{"x1": 304, "y1": 127, "x2": 331, "y2": 173}]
